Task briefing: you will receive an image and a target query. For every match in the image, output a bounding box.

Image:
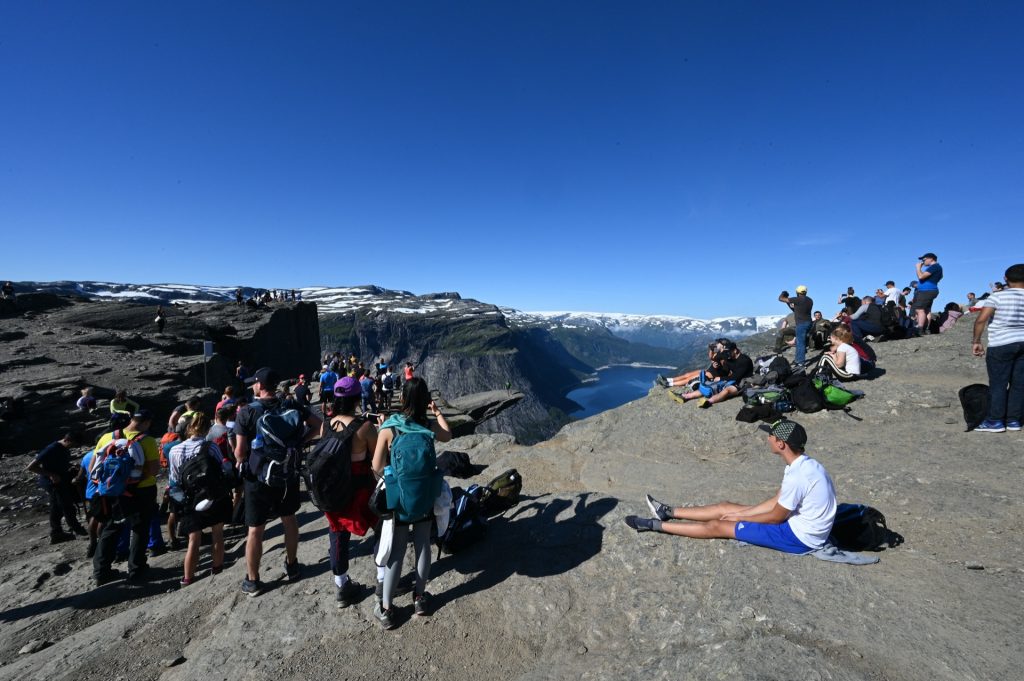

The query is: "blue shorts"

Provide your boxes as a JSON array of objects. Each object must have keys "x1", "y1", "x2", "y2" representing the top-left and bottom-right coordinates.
[
  {"x1": 734, "y1": 520, "x2": 813, "y2": 554},
  {"x1": 698, "y1": 380, "x2": 735, "y2": 397}
]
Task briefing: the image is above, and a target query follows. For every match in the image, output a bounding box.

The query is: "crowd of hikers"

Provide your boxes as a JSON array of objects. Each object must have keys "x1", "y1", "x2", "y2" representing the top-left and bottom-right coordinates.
[
  {"x1": 18, "y1": 255, "x2": 1023, "y2": 626},
  {"x1": 26, "y1": 344, "x2": 524, "y2": 631}
]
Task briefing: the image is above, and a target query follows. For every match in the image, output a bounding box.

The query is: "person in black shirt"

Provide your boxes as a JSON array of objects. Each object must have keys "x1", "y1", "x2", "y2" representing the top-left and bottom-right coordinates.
[
  {"x1": 27, "y1": 431, "x2": 88, "y2": 543},
  {"x1": 233, "y1": 367, "x2": 322, "y2": 596},
  {"x1": 780, "y1": 286, "x2": 814, "y2": 366},
  {"x1": 293, "y1": 374, "x2": 311, "y2": 408},
  {"x1": 674, "y1": 343, "x2": 754, "y2": 407}
]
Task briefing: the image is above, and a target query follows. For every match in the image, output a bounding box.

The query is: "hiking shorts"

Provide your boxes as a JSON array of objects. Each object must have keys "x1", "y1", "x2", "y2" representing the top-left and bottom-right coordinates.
[
  {"x1": 911, "y1": 289, "x2": 939, "y2": 313},
  {"x1": 734, "y1": 520, "x2": 813, "y2": 554},
  {"x1": 244, "y1": 477, "x2": 301, "y2": 528},
  {"x1": 699, "y1": 380, "x2": 735, "y2": 397}
]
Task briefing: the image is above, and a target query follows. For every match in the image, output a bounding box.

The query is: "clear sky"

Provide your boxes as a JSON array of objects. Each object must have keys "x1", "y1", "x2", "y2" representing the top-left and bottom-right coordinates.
[{"x1": 2, "y1": 2, "x2": 1022, "y2": 318}]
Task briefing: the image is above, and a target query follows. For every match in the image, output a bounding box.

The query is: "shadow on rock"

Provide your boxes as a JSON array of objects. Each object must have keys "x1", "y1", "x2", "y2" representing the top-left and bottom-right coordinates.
[{"x1": 430, "y1": 492, "x2": 617, "y2": 612}]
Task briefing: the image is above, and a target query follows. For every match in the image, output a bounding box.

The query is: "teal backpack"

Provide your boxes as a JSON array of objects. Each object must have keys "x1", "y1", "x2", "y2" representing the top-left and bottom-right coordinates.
[{"x1": 386, "y1": 420, "x2": 441, "y2": 523}]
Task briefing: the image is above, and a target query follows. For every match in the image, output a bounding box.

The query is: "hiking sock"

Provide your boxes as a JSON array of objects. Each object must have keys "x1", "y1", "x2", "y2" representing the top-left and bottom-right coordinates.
[{"x1": 334, "y1": 574, "x2": 350, "y2": 588}]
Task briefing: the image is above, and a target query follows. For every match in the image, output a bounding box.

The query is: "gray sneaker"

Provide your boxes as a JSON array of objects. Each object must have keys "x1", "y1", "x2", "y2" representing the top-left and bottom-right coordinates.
[
  {"x1": 335, "y1": 579, "x2": 357, "y2": 608},
  {"x1": 373, "y1": 602, "x2": 396, "y2": 629},
  {"x1": 645, "y1": 494, "x2": 672, "y2": 521},
  {"x1": 655, "y1": 374, "x2": 668, "y2": 388},
  {"x1": 241, "y1": 578, "x2": 263, "y2": 597}
]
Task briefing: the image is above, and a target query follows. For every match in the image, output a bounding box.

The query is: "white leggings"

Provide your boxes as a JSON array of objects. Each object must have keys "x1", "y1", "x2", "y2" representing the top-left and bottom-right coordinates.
[{"x1": 382, "y1": 519, "x2": 432, "y2": 608}]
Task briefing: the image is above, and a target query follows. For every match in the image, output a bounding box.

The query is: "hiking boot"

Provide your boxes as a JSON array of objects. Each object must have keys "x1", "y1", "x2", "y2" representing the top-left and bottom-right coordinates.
[
  {"x1": 623, "y1": 516, "x2": 656, "y2": 533},
  {"x1": 373, "y1": 602, "x2": 396, "y2": 629},
  {"x1": 645, "y1": 494, "x2": 672, "y2": 521},
  {"x1": 975, "y1": 420, "x2": 1006, "y2": 433},
  {"x1": 241, "y1": 578, "x2": 263, "y2": 597},
  {"x1": 1006, "y1": 420, "x2": 1022, "y2": 432},
  {"x1": 335, "y1": 579, "x2": 357, "y2": 608},
  {"x1": 697, "y1": 398, "x2": 712, "y2": 409},
  {"x1": 50, "y1": 532, "x2": 75, "y2": 545},
  {"x1": 126, "y1": 564, "x2": 149, "y2": 584},
  {"x1": 655, "y1": 374, "x2": 668, "y2": 388},
  {"x1": 284, "y1": 558, "x2": 302, "y2": 581},
  {"x1": 413, "y1": 592, "x2": 432, "y2": 617}
]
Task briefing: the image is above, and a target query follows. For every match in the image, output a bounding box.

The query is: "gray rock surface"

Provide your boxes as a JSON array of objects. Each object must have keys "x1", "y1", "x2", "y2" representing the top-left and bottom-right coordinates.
[{"x1": 0, "y1": 315, "x2": 1021, "y2": 680}]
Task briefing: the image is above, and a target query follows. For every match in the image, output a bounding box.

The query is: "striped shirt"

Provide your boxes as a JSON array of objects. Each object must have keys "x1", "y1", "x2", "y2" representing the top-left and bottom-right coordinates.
[{"x1": 979, "y1": 288, "x2": 1024, "y2": 347}]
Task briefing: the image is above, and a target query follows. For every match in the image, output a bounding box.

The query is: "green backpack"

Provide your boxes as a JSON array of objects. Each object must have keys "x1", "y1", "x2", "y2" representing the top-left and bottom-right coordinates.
[{"x1": 813, "y1": 378, "x2": 859, "y2": 408}]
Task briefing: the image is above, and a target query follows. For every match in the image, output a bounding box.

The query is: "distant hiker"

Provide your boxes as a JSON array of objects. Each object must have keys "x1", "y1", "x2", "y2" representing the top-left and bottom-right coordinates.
[
  {"x1": 319, "y1": 366, "x2": 339, "y2": 404},
  {"x1": 848, "y1": 296, "x2": 884, "y2": 342},
  {"x1": 404, "y1": 362, "x2": 415, "y2": 381},
  {"x1": 168, "y1": 412, "x2": 232, "y2": 586},
  {"x1": 913, "y1": 253, "x2": 943, "y2": 334},
  {"x1": 813, "y1": 324, "x2": 861, "y2": 380},
  {"x1": 627, "y1": 419, "x2": 836, "y2": 555},
  {"x1": 76, "y1": 387, "x2": 97, "y2": 414},
  {"x1": 109, "y1": 389, "x2": 140, "y2": 416},
  {"x1": 506, "y1": 380, "x2": 513, "y2": 395},
  {"x1": 235, "y1": 288, "x2": 244, "y2": 305},
  {"x1": 837, "y1": 286, "x2": 857, "y2": 307},
  {"x1": 322, "y1": 377, "x2": 380, "y2": 607},
  {"x1": 360, "y1": 371, "x2": 376, "y2": 416},
  {"x1": 811, "y1": 312, "x2": 832, "y2": 350},
  {"x1": 674, "y1": 342, "x2": 754, "y2": 408},
  {"x1": 1, "y1": 281, "x2": 14, "y2": 299},
  {"x1": 371, "y1": 377, "x2": 452, "y2": 628},
  {"x1": 27, "y1": 430, "x2": 88, "y2": 544},
  {"x1": 965, "y1": 292, "x2": 977, "y2": 311},
  {"x1": 215, "y1": 386, "x2": 236, "y2": 413},
  {"x1": 92, "y1": 409, "x2": 161, "y2": 585},
  {"x1": 293, "y1": 374, "x2": 311, "y2": 407},
  {"x1": 380, "y1": 367, "x2": 396, "y2": 411},
  {"x1": 233, "y1": 367, "x2": 322, "y2": 596},
  {"x1": 155, "y1": 305, "x2": 166, "y2": 333},
  {"x1": 883, "y1": 281, "x2": 901, "y2": 306},
  {"x1": 971, "y1": 263, "x2": 1024, "y2": 433},
  {"x1": 780, "y1": 285, "x2": 814, "y2": 366},
  {"x1": 236, "y1": 361, "x2": 250, "y2": 382}
]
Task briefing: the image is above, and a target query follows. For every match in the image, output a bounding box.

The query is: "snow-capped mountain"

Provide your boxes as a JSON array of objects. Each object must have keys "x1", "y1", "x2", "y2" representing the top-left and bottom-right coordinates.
[
  {"x1": 16, "y1": 280, "x2": 780, "y2": 349},
  {"x1": 504, "y1": 310, "x2": 782, "y2": 349}
]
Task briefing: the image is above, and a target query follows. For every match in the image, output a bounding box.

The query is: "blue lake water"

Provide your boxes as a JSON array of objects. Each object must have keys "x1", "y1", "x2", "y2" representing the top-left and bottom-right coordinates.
[{"x1": 566, "y1": 365, "x2": 669, "y2": 419}]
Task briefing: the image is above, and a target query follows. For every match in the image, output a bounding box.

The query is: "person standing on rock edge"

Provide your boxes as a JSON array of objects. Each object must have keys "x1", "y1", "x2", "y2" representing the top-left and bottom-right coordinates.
[
  {"x1": 155, "y1": 305, "x2": 166, "y2": 333},
  {"x1": 972, "y1": 263, "x2": 1024, "y2": 433},
  {"x1": 233, "y1": 367, "x2": 322, "y2": 596},
  {"x1": 780, "y1": 286, "x2": 813, "y2": 366},
  {"x1": 913, "y1": 253, "x2": 943, "y2": 335},
  {"x1": 625, "y1": 419, "x2": 837, "y2": 555},
  {"x1": 27, "y1": 430, "x2": 88, "y2": 543},
  {"x1": 92, "y1": 409, "x2": 161, "y2": 585}
]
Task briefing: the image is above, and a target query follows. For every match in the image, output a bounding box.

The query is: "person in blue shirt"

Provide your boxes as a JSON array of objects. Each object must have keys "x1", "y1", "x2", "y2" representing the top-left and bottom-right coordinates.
[
  {"x1": 76, "y1": 447, "x2": 102, "y2": 557},
  {"x1": 913, "y1": 253, "x2": 943, "y2": 334},
  {"x1": 319, "y1": 367, "x2": 339, "y2": 404}
]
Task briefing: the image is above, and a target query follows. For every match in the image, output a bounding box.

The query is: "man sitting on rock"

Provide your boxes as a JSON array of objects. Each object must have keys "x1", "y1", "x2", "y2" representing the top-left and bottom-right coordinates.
[
  {"x1": 655, "y1": 339, "x2": 734, "y2": 389},
  {"x1": 672, "y1": 342, "x2": 754, "y2": 408},
  {"x1": 625, "y1": 419, "x2": 836, "y2": 555}
]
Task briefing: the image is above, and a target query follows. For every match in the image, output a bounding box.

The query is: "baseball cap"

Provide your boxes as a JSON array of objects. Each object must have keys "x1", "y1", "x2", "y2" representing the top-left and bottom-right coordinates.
[
  {"x1": 245, "y1": 367, "x2": 281, "y2": 388},
  {"x1": 758, "y1": 419, "x2": 808, "y2": 449},
  {"x1": 333, "y1": 376, "x2": 361, "y2": 397},
  {"x1": 132, "y1": 408, "x2": 154, "y2": 422},
  {"x1": 918, "y1": 252, "x2": 937, "y2": 261},
  {"x1": 795, "y1": 285, "x2": 808, "y2": 293}
]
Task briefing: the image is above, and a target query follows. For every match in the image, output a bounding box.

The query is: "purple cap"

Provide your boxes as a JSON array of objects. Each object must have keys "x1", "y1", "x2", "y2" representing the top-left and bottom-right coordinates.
[{"x1": 333, "y1": 376, "x2": 360, "y2": 397}]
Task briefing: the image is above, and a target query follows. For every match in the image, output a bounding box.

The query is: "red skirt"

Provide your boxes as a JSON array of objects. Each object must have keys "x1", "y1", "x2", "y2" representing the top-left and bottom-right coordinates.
[{"x1": 324, "y1": 459, "x2": 377, "y2": 537}]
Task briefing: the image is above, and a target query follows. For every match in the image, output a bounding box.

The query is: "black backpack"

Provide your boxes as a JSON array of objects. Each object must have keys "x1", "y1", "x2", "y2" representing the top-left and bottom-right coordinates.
[
  {"x1": 789, "y1": 376, "x2": 826, "y2": 413},
  {"x1": 958, "y1": 384, "x2": 990, "y2": 432},
  {"x1": 302, "y1": 417, "x2": 365, "y2": 513},
  {"x1": 178, "y1": 442, "x2": 229, "y2": 506},
  {"x1": 437, "y1": 450, "x2": 474, "y2": 478},
  {"x1": 829, "y1": 503, "x2": 900, "y2": 551},
  {"x1": 436, "y1": 485, "x2": 488, "y2": 556}
]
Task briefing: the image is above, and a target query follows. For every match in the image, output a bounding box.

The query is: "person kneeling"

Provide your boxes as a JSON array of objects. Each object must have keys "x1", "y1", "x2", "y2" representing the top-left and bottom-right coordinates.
[{"x1": 625, "y1": 419, "x2": 836, "y2": 555}]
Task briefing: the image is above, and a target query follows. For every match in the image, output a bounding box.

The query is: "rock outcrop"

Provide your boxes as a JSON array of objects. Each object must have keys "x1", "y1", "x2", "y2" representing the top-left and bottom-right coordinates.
[
  {"x1": 0, "y1": 308, "x2": 1020, "y2": 681},
  {"x1": 0, "y1": 297, "x2": 320, "y2": 454}
]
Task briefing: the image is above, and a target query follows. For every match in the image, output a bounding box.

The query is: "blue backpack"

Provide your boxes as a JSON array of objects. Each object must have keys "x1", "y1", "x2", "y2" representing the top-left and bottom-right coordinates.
[
  {"x1": 90, "y1": 431, "x2": 144, "y2": 497},
  {"x1": 387, "y1": 427, "x2": 441, "y2": 523}
]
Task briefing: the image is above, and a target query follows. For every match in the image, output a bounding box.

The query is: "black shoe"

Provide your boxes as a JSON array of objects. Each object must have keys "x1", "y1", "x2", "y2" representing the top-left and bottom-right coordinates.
[
  {"x1": 284, "y1": 558, "x2": 302, "y2": 581},
  {"x1": 50, "y1": 532, "x2": 75, "y2": 545},
  {"x1": 645, "y1": 494, "x2": 673, "y2": 522},
  {"x1": 413, "y1": 592, "x2": 432, "y2": 617},
  {"x1": 126, "y1": 564, "x2": 149, "y2": 583},
  {"x1": 373, "y1": 603, "x2": 396, "y2": 629},
  {"x1": 624, "y1": 516, "x2": 656, "y2": 533},
  {"x1": 94, "y1": 569, "x2": 122, "y2": 586},
  {"x1": 335, "y1": 579, "x2": 358, "y2": 608}
]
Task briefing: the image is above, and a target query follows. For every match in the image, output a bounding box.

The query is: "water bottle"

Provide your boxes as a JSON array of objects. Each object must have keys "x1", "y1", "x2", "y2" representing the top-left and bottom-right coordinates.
[
  {"x1": 252, "y1": 434, "x2": 264, "y2": 452},
  {"x1": 383, "y1": 465, "x2": 397, "y2": 511}
]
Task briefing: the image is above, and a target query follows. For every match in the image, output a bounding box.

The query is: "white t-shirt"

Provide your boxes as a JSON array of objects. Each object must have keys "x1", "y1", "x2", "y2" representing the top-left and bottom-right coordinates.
[
  {"x1": 835, "y1": 342, "x2": 861, "y2": 375},
  {"x1": 883, "y1": 286, "x2": 900, "y2": 305},
  {"x1": 778, "y1": 454, "x2": 837, "y2": 549},
  {"x1": 979, "y1": 288, "x2": 1024, "y2": 347}
]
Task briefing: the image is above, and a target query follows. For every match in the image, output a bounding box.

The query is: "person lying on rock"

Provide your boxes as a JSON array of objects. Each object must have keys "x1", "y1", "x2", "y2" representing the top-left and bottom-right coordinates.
[
  {"x1": 625, "y1": 419, "x2": 836, "y2": 555},
  {"x1": 655, "y1": 339, "x2": 733, "y2": 389},
  {"x1": 671, "y1": 342, "x2": 754, "y2": 408}
]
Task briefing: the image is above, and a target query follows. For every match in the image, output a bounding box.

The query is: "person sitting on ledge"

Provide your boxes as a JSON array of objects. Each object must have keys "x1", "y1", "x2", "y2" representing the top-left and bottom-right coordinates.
[
  {"x1": 625, "y1": 419, "x2": 836, "y2": 555},
  {"x1": 655, "y1": 339, "x2": 734, "y2": 389},
  {"x1": 672, "y1": 342, "x2": 754, "y2": 408}
]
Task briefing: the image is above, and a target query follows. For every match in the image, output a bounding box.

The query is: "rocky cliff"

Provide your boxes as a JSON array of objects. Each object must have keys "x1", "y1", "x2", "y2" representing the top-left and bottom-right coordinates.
[
  {"x1": 0, "y1": 295, "x2": 320, "y2": 454},
  {"x1": 0, "y1": 310, "x2": 1019, "y2": 680}
]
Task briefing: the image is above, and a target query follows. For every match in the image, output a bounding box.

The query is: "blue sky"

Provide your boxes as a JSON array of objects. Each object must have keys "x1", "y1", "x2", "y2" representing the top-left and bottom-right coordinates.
[{"x1": 2, "y1": 2, "x2": 1022, "y2": 318}]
